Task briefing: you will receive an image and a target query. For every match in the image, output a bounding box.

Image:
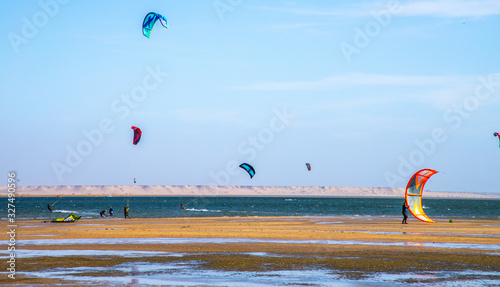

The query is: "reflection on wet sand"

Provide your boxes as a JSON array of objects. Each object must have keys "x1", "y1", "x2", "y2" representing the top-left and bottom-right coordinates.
[{"x1": 2, "y1": 216, "x2": 499, "y2": 286}]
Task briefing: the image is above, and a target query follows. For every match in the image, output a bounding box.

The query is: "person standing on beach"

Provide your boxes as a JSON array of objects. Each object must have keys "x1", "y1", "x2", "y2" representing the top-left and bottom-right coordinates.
[
  {"x1": 402, "y1": 202, "x2": 408, "y2": 224},
  {"x1": 124, "y1": 206, "x2": 131, "y2": 219},
  {"x1": 109, "y1": 206, "x2": 114, "y2": 217}
]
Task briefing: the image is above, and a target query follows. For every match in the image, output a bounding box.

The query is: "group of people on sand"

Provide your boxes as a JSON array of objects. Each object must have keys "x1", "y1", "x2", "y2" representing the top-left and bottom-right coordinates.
[
  {"x1": 99, "y1": 203, "x2": 185, "y2": 218},
  {"x1": 48, "y1": 202, "x2": 131, "y2": 219},
  {"x1": 100, "y1": 206, "x2": 114, "y2": 218},
  {"x1": 101, "y1": 206, "x2": 131, "y2": 219}
]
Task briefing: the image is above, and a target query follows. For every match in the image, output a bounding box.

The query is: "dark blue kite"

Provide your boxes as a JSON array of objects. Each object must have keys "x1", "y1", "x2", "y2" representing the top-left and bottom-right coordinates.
[{"x1": 239, "y1": 163, "x2": 255, "y2": 179}]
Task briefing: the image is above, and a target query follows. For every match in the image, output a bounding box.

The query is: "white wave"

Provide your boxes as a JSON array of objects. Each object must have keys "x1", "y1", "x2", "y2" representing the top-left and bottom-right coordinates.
[
  {"x1": 185, "y1": 208, "x2": 221, "y2": 213},
  {"x1": 52, "y1": 210, "x2": 97, "y2": 216},
  {"x1": 52, "y1": 209, "x2": 76, "y2": 213}
]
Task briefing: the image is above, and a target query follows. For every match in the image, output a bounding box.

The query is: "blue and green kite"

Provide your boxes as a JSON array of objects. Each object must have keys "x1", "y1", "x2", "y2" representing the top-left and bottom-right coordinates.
[{"x1": 142, "y1": 12, "x2": 168, "y2": 38}]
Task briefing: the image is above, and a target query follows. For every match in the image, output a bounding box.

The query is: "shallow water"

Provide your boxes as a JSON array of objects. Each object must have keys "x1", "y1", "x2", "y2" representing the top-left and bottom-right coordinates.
[
  {"x1": 11, "y1": 260, "x2": 500, "y2": 286},
  {"x1": 4, "y1": 234, "x2": 499, "y2": 286},
  {"x1": 348, "y1": 230, "x2": 500, "y2": 238},
  {"x1": 7, "y1": 237, "x2": 500, "y2": 251},
  {"x1": 0, "y1": 249, "x2": 182, "y2": 258}
]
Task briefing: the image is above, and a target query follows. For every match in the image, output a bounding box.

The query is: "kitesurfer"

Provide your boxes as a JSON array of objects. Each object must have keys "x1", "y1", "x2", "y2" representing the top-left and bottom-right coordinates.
[
  {"x1": 100, "y1": 210, "x2": 107, "y2": 217},
  {"x1": 47, "y1": 203, "x2": 53, "y2": 213},
  {"x1": 402, "y1": 203, "x2": 408, "y2": 224},
  {"x1": 180, "y1": 204, "x2": 185, "y2": 211},
  {"x1": 124, "y1": 206, "x2": 131, "y2": 219}
]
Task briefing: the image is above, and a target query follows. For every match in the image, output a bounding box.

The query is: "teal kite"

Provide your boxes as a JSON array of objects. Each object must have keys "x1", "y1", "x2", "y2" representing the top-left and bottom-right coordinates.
[
  {"x1": 239, "y1": 163, "x2": 255, "y2": 179},
  {"x1": 142, "y1": 12, "x2": 168, "y2": 38}
]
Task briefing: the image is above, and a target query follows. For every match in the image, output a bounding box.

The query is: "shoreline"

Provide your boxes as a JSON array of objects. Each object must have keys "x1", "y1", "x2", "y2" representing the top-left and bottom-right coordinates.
[
  {"x1": 14, "y1": 194, "x2": 500, "y2": 199},
  {"x1": 3, "y1": 185, "x2": 499, "y2": 199}
]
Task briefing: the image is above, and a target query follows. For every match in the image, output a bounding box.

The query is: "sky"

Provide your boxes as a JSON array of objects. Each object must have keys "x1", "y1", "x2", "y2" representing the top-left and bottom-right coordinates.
[{"x1": 2, "y1": 0, "x2": 500, "y2": 194}]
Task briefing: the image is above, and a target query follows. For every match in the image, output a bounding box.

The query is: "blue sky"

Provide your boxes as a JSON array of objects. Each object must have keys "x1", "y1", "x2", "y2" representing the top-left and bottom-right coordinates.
[{"x1": 2, "y1": 0, "x2": 500, "y2": 193}]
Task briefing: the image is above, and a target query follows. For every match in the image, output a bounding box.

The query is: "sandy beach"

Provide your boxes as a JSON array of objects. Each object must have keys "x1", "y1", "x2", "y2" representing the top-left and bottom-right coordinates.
[{"x1": 3, "y1": 216, "x2": 499, "y2": 286}]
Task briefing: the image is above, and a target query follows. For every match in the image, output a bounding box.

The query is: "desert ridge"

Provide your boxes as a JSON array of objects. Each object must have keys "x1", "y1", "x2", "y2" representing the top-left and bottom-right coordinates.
[{"x1": 2, "y1": 185, "x2": 499, "y2": 198}]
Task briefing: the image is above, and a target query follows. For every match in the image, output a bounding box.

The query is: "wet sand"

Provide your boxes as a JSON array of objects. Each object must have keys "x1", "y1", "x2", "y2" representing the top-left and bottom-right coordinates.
[{"x1": 3, "y1": 217, "x2": 500, "y2": 286}]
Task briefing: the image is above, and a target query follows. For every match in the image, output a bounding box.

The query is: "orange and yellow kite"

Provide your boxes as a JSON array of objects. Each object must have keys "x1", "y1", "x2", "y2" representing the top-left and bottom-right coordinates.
[{"x1": 405, "y1": 169, "x2": 437, "y2": 223}]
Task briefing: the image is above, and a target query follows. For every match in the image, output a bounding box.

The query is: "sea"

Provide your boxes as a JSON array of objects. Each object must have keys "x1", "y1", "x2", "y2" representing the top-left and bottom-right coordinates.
[{"x1": 3, "y1": 196, "x2": 499, "y2": 220}]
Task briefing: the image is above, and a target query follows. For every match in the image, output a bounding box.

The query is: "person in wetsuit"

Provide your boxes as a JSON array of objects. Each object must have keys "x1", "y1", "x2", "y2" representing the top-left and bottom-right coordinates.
[
  {"x1": 124, "y1": 206, "x2": 131, "y2": 219},
  {"x1": 47, "y1": 204, "x2": 53, "y2": 213},
  {"x1": 402, "y1": 202, "x2": 408, "y2": 224}
]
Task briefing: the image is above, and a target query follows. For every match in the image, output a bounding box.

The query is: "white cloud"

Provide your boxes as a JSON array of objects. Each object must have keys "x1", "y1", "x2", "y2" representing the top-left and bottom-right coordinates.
[
  {"x1": 233, "y1": 73, "x2": 496, "y2": 112},
  {"x1": 170, "y1": 108, "x2": 241, "y2": 123},
  {"x1": 234, "y1": 74, "x2": 474, "y2": 91},
  {"x1": 248, "y1": 1, "x2": 500, "y2": 18},
  {"x1": 245, "y1": 5, "x2": 359, "y2": 17},
  {"x1": 268, "y1": 22, "x2": 332, "y2": 31},
  {"x1": 399, "y1": 0, "x2": 500, "y2": 17}
]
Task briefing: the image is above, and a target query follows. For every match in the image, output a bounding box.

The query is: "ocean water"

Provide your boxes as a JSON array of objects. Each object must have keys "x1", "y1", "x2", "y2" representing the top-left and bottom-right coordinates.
[{"x1": 2, "y1": 196, "x2": 499, "y2": 220}]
